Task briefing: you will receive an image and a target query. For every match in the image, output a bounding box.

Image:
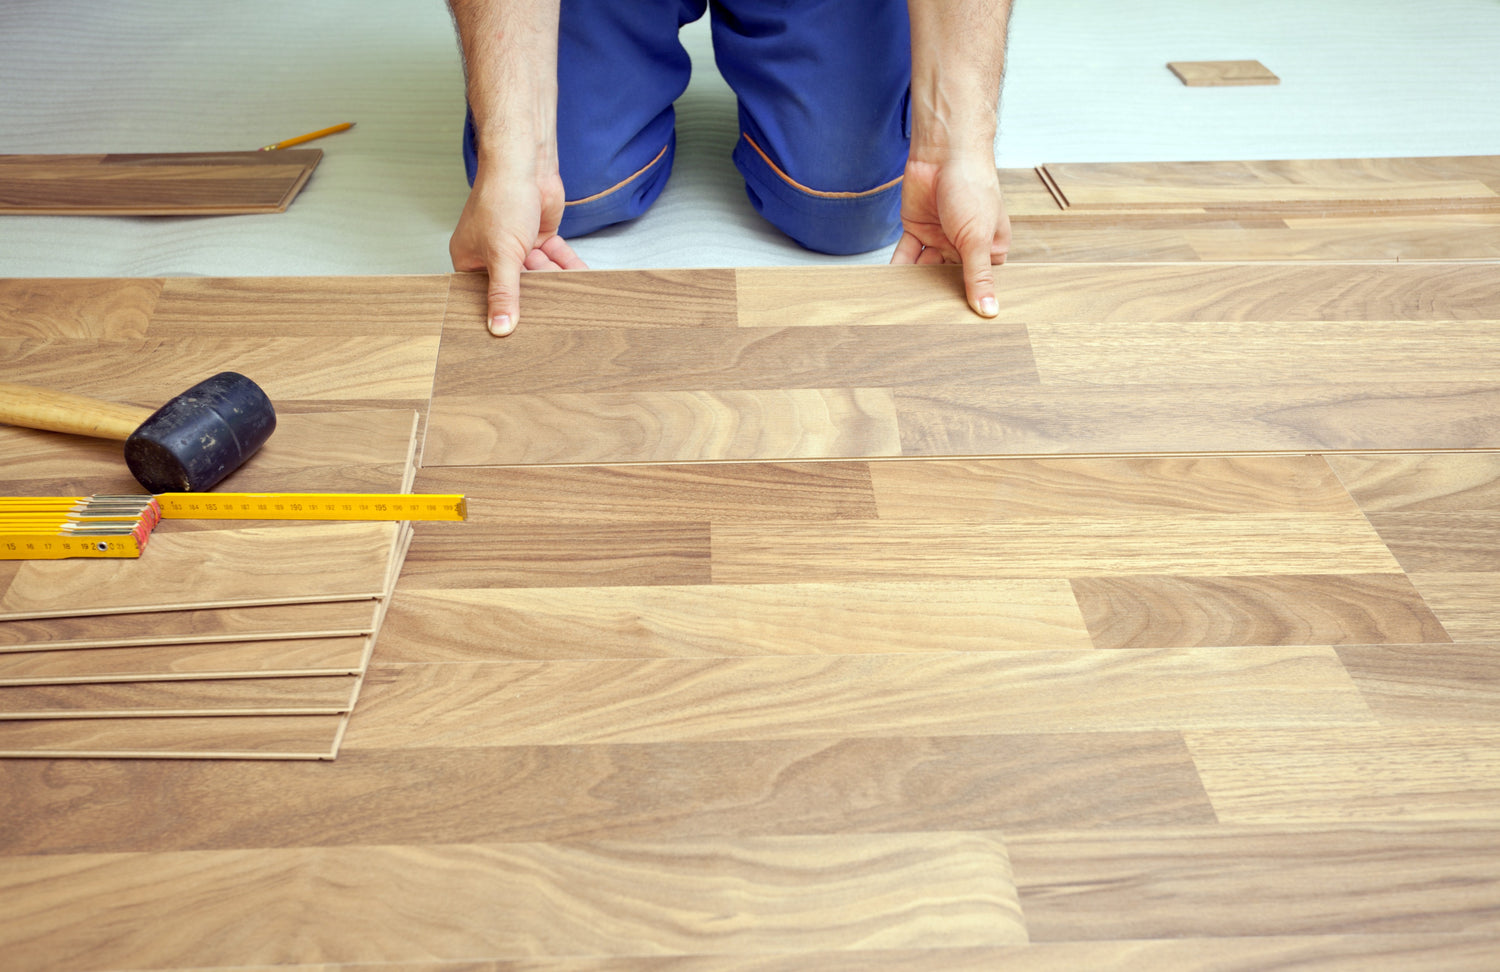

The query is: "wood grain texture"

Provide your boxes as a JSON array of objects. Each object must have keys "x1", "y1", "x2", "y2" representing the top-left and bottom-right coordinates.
[
  {"x1": 894, "y1": 383, "x2": 1500, "y2": 456},
  {"x1": 1328, "y1": 452, "x2": 1500, "y2": 512},
  {"x1": 0, "y1": 835, "x2": 1023, "y2": 970},
  {"x1": 1338, "y1": 643, "x2": 1500, "y2": 724},
  {"x1": 148, "y1": 276, "x2": 450, "y2": 338},
  {"x1": 1010, "y1": 825, "x2": 1500, "y2": 940},
  {"x1": 1071, "y1": 574, "x2": 1450, "y2": 650},
  {"x1": 1187, "y1": 727, "x2": 1500, "y2": 822},
  {"x1": 342, "y1": 648, "x2": 1374, "y2": 749},
  {"x1": 0, "y1": 674, "x2": 357, "y2": 718},
  {"x1": 1407, "y1": 573, "x2": 1500, "y2": 642},
  {"x1": 0, "y1": 636, "x2": 367, "y2": 684},
  {"x1": 412, "y1": 462, "x2": 877, "y2": 525},
  {"x1": 0, "y1": 277, "x2": 162, "y2": 341},
  {"x1": 424, "y1": 388, "x2": 902, "y2": 465},
  {"x1": 869, "y1": 455, "x2": 1361, "y2": 518},
  {"x1": 0, "y1": 150, "x2": 321, "y2": 214},
  {"x1": 1184, "y1": 215, "x2": 1500, "y2": 262},
  {"x1": 447, "y1": 266, "x2": 738, "y2": 331},
  {"x1": 0, "y1": 600, "x2": 377, "y2": 651},
  {"x1": 708, "y1": 515, "x2": 1401, "y2": 584},
  {"x1": 0, "y1": 715, "x2": 341, "y2": 759},
  {"x1": 0, "y1": 522, "x2": 398, "y2": 619},
  {"x1": 1167, "y1": 60, "x2": 1280, "y2": 86},
  {"x1": 1366, "y1": 513, "x2": 1500, "y2": 572},
  {"x1": 0, "y1": 734, "x2": 1212, "y2": 854},
  {"x1": 378, "y1": 580, "x2": 1092, "y2": 661}
]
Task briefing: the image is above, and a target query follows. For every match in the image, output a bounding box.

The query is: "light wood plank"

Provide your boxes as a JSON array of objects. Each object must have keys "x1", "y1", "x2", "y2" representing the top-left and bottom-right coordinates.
[
  {"x1": 1007, "y1": 225, "x2": 1201, "y2": 262},
  {"x1": 378, "y1": 580, "x2": 1093, "y2": 661},
  {"x1": 739, "y1": 264, "x2": 1500, "y2": 327},
  {"x1": 869, "y1": 455, "x2": 1360, "y2": 518},
  {"x1": 0, "y1": 600, "x2": 377, "y2": 651},
  {"x1": 1187, "y1": 727, "x2": 1500, "y2": 822},
  {"x1": 0, "y1": 675, "x2": 357, "y2": 718},
  {"x1": 0, "y1": 637, "x2": 367, "y2": 684},
  {"x1": 1072, "y1": 574, "x2": 1449, "y2": 650},
  {"x1": 1168, "y1": 60, "x2": 1279, "y2": 86},
  {"x1": 0, "y1": 523, "x2": 398, "y2": 620},
  {"x1": 0, "y1": 835, "x2": 1023, "y2": 970},
  {"x1": 423, "y1": 388, "x2": 902, "y2": 465},
  {"x1": 0, "y1": 733, "x2": 1213, "y2": 853},
  {"x1": 1028, "y1": 320, "x2": 1500, "y2": 385},
  {"x1": 1328, "y1": 452, "x2": 1500, "y2": 513},
  {"x1": 0, "y1": 715, "x2": 341, "y2": 759},
  {"x1": 411, "y1": 462, "x2": 877, "y2": 525},
  {"x1": 1366, "y1": 513, "x2": 1500, "y2": 572},
  {"x1": 1407, "y1": 573, "x2": 1500, "y2": 642},
  {"x1": 430, "y1": 322, "x2": 1036, "y2": 396},
  {"x1": 894, "y1": 383, "x2": 1500, "y2": 456},
  {"x1": 342, "y1": 648, "x2": 1374, "y2": 749},
  {"x1": 1186, "y1": 216, "x2": 1500, "y2": 262},
  {"x1": 1338, "y1": 643, "x2": 1500, "y2": 724},
  {"x1": 447, "y1": 267, "x2": 738, "y2": 331},
  {"x1": 709, "y1": 514, "x2": 1401, "y2": 584},
  {"x1": 0, "y1": 277, "x2": 161, "y2": 341},
  {"x1": 149, "y1": 276, "x2": 450, "y2": 338},
  {"x1": 0, "y1": 151, "x2": 321, "y2": 214}
]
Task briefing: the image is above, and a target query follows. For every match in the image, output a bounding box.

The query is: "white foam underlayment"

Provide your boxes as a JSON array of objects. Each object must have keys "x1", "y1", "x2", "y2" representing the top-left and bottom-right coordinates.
[{"x1": 1, "y1": 0, "x2": 1499, "y2": 279}]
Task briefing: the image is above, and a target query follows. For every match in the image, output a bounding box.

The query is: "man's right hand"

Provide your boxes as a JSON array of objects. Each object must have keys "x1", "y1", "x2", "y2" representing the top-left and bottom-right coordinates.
[{"x1": 449, "y1": 163, "x2": 585, "y2": 337}]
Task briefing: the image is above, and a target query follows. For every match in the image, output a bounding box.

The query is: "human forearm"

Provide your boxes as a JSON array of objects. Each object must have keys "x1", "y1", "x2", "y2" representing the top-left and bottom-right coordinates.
[
  {"x1": 905, "y1": 0, "x2": 1012, "y2": 161},
  {"x1": 447, "y1": 0, "x2": 561, "y2": 176}
]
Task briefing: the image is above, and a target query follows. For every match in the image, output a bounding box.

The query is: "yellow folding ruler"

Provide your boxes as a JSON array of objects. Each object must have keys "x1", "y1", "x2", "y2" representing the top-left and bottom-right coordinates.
[{"x1": 1, "y1": 492, "x2": 465, "y2": 560}]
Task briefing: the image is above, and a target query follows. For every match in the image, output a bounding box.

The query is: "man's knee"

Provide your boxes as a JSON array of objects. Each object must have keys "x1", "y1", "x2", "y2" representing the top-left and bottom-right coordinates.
[{"x1": 734, "y1": 134, "x2": 904, "y2": 255}]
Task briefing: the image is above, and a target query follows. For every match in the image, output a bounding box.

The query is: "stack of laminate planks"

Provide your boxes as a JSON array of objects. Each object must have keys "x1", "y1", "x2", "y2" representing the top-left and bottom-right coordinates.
[
  {"x1": 1005, "y1": 155, "x2": 1500, "y2": 263},
  {"x1": 0, "y1": 275, "x2": 449, "y2": 759}
]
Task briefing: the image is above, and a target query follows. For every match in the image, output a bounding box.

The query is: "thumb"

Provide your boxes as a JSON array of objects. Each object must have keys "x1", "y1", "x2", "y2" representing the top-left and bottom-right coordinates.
[{"x1": 486, "y1": 251, "x2": 523, "y2": 337}]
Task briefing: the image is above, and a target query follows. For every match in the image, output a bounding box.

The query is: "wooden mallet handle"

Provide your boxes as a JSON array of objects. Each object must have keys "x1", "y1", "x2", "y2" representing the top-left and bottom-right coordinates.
[{"x1": 0, "y1": 381, "x2": 154, "y2": 440}]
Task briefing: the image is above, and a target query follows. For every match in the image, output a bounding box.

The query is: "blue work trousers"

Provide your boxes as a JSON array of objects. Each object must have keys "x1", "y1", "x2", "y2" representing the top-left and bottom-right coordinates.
[{"x1": 463, "y1": 0, "x2": 912, "y2": 255}]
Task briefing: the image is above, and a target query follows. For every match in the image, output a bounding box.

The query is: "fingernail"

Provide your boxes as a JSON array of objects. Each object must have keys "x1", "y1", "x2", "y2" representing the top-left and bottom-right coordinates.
[
  {"x1": 979, "y1": 297, "x2": 998, "y2": 317},
  {"x1": 489, "y1": 314, "x2": 513, "y2": 336}
]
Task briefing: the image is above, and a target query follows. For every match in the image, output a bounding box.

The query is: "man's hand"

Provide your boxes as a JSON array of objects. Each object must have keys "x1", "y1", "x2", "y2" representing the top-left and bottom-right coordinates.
[
  {"x1": 449, "y1": 164, "x2": 585, "y2": 336},
  {"x1": 890, "y1": 154, "x2": 1009, "y2": 318}
]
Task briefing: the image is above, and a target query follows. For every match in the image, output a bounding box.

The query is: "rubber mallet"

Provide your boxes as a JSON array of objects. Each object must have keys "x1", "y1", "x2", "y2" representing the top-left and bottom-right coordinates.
[{"x1": 0, "y1": 372, "x2": 276, "y2": 493}]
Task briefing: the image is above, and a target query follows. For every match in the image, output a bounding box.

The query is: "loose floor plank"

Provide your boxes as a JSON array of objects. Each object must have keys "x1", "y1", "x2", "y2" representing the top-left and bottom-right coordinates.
[
  {"x1": 343, "y1": 648, "x2": 1374, "y2": 749},
  {"x1": 0, "y1": 600, "x2": 377, "y2": 651},
  {"x1": 0, "y1": 674, "x2": 357, "y2": 718},
  {"x1": 0, "y1": 715, "x2": 342, "y2": 759},
  {"x1": 0, "y1": 636, "x2": 367, "y2": 684},
  {"x1": 1167, "y1": 60, "x2": 1280, "y2": 86},
  {"x1": 0, "y1": 835, "x2": 1024, "y2": 970},
  {"x1": 0, "y1": 151, "x2": 321, "y2": 215}
]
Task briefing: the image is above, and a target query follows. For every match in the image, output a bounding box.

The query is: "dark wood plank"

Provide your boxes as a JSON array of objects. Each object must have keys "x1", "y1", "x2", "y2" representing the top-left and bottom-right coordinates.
[
  {"x1": 1366, "y1": 513, "x2": 1500, "y2": 572},
  {"x1": 446, "y1": 267, "x2": 738, "y2": 331},
  {"x1": 1072, "y1": 574, "x2": 1450, "y2": 650},
  {"x1": 1338, "y1": 643, "x2": 1500, "y2": 724},
  {"x1": 148, "y1": 275, "x2": 451, "y2": 338}
]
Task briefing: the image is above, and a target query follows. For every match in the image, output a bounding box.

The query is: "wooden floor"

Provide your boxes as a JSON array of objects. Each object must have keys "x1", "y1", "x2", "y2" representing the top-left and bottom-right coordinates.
[{"x1": 4, "y1": 171, "x2": 1500, "y2": 968}]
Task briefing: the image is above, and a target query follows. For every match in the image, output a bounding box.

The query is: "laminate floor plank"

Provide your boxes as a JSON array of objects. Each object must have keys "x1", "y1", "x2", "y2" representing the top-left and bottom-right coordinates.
[
  {"x1": 148, "y1": 275, "x2": 450, "y2": 338},
  {"x1": 0, "y1": 733, "x2": 1213, "y2": 854},
  {"x1": 1007, "y1": 226, "x2": 1201, "y2": 262},
  {"x1": 0, "y1": 636, "x2": 367, "y2": 684},
  {"x1": 740, "y1": 263, "x2": 1500, "y2": 328},
  {"x1": 1028, "y1": 320, "x2": 1500, "y2": 386},
  {"x1": 399, "y1": 523, "x2": 711, "y2": 591},
  {"x1": 446, "y1": 267, "x2": 738, "y2": 332},
  {"x1": 1071, "y1": 574, "x2": 1450, "y2": 651},
  {"x1": 1186, "y1": 727, "x2": 1500, "y2": 823},
  {"x1": 0, "y1": 277, "x2": 162, "y2": 341},
  {"x1": 0, "y1": 523, "x2": 398, "y2": 620},
  {"x1": 868, "y1": 455, "x2": 1360, "y2": 519},
  {"x1": 378, "y1": 580, "x2": 1092, "y2": 661},
  {"x1": 0, "y1": 600, "x2": 378, "y2": 651},
  {"x1": 0, "y1": 835, "x2": 1023, "y2": 971},
  {"x1": 1327, "y1": 452, "x2": 1500, "y2": 513},
  {"x1": 0, "y1": 674, "x2": 357, "y2": 718},
  {"x1": 1167, "y1": 60, "x2": 1280, "y2": 87},
  {"x1": 1407, "y1": 573, "x2": 1500, "y2": 642},
  {"x1": 423, "y1": 388, "x2": 902, "y2": 466},
  {"x1": 342, "y1": 648, "x2": 1374, "y2": 749},
  {"x1": 412, "y1": 462, "x2": 878, "y2": 526},
  {"x1": 0, "y1": 151, "x2": 322, "y2": 214},
  {"x1": 1184, "y1": 216, "x2": 1500, "y2": 262},
  {"x1": 1010, "y1": 825, "x2": 1500, "y2": 940},
  {"x1": 1337, "y1": 643, "x2": 1500, "y2": 724},
  {"x1": 709, "y1": 514, "x2": 1400, "y2": 584},
  {"x1": 1365, "y1": 513, "x2": 1500, "y2": 572},
  {"x1": 894, "y1": 383, "x2": 1500, "y2": 456},
  {"x1": 0, "y1": 715, "x2": 342, "y2": 759},
  {"x1": 431, "y1": 322, "x2": 1036, "y2": 396}
]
